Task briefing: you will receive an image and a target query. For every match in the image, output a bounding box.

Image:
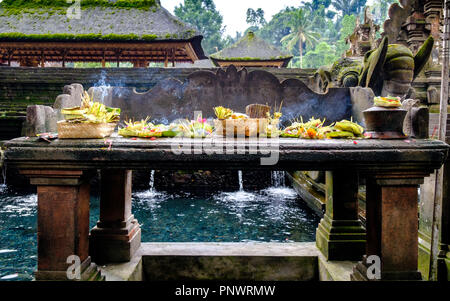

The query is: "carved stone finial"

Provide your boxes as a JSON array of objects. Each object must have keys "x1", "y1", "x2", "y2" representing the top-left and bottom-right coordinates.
[{"x1": 345, "y1": 6, "x2": 380, "y2": 57}]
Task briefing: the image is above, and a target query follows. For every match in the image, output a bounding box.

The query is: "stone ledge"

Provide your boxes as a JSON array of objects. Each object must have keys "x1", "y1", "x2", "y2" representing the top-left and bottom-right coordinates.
[
  {"x1": 100, "y1": 242, "x2": 320, "y2": 281},
  {"x1": 318, "y1": 252, "x2": 357, "y2": 281},
  {"x1": 139, "y1": 242, "x2": 319, "y2": 256}
]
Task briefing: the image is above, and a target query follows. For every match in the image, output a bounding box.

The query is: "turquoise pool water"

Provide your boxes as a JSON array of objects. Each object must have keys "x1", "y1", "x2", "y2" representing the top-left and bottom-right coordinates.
[{"x1": 0, "y1": 183, "x2": 320, "y2": 281}]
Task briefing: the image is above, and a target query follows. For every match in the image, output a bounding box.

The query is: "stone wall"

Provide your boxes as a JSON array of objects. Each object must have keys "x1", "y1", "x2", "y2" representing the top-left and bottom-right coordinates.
[{"x1": 0, "y1": 66, "x2": 316, "y2": 104}]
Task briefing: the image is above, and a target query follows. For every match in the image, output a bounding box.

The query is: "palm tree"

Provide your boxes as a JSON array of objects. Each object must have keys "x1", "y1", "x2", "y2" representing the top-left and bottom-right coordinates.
[
  {"x1": 332, "y1": 0, "x2": 367, "y2": 17},
  {"x1": 281, "y1": 8, "x2": 320, "y2": 68}
]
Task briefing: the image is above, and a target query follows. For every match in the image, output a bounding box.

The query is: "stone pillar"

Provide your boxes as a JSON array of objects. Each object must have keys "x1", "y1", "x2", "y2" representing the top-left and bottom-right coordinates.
[
  {"x1": 316, "y1": 170, "x2": 366, "y2": 261},
  {"x1": 352, "y1": 173, "x2": 425, "y2": 280},
  {"x1": 90, "y1": 170, "x2": 141, "y2": 264},
  {"x1": 20, "y1": 170, "x2": 102, "y2": 281}
]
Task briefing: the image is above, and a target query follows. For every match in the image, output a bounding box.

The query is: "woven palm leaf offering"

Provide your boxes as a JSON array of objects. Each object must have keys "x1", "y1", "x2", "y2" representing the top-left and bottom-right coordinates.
[
  {"x1": 281, "y1": 117, "x2": 325, "y2": 139},
  {"x1": 58, "y1": 91, "x2": 120, "y2": 139},
  {"x1": 213, "y1": 105, "x2": 274, "y2": 137},
  {"x1": 264, "y1": 103, "x2": 283, "y2": 138},
  {"x1": 178, "y1": 118, "x2": 214, "y2": 138},
  {"x1": 118, "y1": 117, "x2": 184, "y2": 138},
  {"x1": 118, "y1": 118, "x2": 161, "y2": 138},
  {"x1": 281, "y1": 117, "x2": 365, "y2": 139},
  {"x1": 324, "y1": 119, "x2": 365, "y2": 139}
]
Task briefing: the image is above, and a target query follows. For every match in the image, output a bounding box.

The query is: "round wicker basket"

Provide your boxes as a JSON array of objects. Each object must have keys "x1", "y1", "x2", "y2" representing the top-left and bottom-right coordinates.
[
  {"x1": 57, "y1": 121, "x2": 117, "y2": 139},
  {"x1": 214, "y1": 118, "x2": 268, "y2": 137}
]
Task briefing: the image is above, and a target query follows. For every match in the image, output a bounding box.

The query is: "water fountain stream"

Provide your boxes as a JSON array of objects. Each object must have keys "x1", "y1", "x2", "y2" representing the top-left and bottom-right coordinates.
[
  {"x1": 271, "y1": 171, "x2": 286, "y2": 187},
  {"x1": 149, "y1": 170, "x2": 155, "y2": 192},
  {"x1": 238, "y1": 170, "x2": 243, "y2": 191}
]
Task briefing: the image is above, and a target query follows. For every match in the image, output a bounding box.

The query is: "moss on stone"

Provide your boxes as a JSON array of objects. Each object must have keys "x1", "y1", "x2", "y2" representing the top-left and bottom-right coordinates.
[
  {"x1": 0, "y1": 32, "x2": 158, "y2": 41},
  {"x1": 385, "y1": 44, "x2": 414, "y2": 61}
]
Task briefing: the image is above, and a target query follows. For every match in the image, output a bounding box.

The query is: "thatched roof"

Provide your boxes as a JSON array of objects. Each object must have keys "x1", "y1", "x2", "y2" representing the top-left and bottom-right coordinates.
[
  {"x1": 210, "y1": 31, "x2": 292, "y2": 67},
  {"x1": 0, "y1": 0, "x2": 206, "y2": 60}
]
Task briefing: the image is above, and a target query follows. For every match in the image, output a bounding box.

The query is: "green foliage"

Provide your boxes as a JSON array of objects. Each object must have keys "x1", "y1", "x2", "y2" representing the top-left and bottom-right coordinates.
[
  {"x1": 331, "y1": 0, "x2": 367, "y2": 18},
  {"x1": 257, "y1": 7, "x2": 296, "y2": 50},
  {"x1": 334, "y1": 14, "x2": 357, "y2": 55},
  {"x1": 340, "y1": 15, "x2": 357, "y2": 40},
  {"x1": 369, "y1": 0, "x2": 398, "y2": 25},
  {"x1": 174, "y1": 0, "x2": 226, "y2": 55},
  {"x1": 246, "y1": 8, "x2": 266, "y2": 28},
  {"x1": 302, "y1": 0, "x2": 332, "y2": 10},
  {"x1": 247, "y1": 0, "x2": 375, "y2": 68},
  {"x1": 280, "y1": 8, "x2": 320, "y2": 68},
  {"x1": 302, "y1": 42, "x2": 339, "y2": 68}
]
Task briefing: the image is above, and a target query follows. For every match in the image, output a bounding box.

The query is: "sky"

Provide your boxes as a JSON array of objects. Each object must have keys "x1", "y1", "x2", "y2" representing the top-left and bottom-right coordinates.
[{"x1": 162, "y1": 0, "x2": 378, "y2": 37}]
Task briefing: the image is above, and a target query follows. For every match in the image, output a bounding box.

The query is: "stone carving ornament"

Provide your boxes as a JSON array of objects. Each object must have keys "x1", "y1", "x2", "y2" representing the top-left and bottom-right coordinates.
[{"x1": 311, "y1": 35, "x2": 434, "y2": 98}]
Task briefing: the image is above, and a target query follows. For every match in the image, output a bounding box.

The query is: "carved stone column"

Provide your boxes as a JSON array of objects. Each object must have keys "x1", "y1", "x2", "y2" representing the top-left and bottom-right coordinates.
[
  {"x1": 20, "y1": 170, "x2": 102, "y2": 281},
  {"x1": 316, "y1": 170, "x2": 366, "y2": 261},
  {"x1": 352, "y1": 172, "x2": 426, "y2": 280},
  {"x1": 89, "y1": 170, "x2": 141, "y2": 264}
]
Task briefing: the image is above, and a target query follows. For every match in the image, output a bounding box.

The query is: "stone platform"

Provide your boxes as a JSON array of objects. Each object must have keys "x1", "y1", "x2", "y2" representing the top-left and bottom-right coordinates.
[
  {"x1": 3, "y1": 137, "x2": 448, "y2": 281},
  {"x1": 101, "y1": 242, "x2": 320, "y2": 281}
]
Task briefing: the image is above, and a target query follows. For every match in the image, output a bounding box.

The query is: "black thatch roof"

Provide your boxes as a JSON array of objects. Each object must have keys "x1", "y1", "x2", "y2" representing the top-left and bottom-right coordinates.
[
  {"x1": 210, "y1": 31, "x2": 292, "y2": 66},
  {"x1": 0, "y1": 0, "x2": 206, "y2": 59}
]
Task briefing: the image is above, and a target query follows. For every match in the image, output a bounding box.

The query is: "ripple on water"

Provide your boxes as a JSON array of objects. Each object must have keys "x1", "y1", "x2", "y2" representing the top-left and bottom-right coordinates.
[
  {"x1": 0, "y1": 192, "x2": 38, "y2": 281},
  {"x1": 1, "y1": 185, "x2": 321, "y2": 281},
  {"x1": 0, "y1": 273, "x2": 19, "y2": 280}
]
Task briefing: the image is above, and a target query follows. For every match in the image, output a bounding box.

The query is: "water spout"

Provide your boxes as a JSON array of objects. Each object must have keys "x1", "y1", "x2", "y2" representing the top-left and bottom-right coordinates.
[
  {"x1": 149, "y1": 170, "x2": 155, "y2": 192},
  {"x1": 0, "y1": 148, "x2": 6, "y2": 192},
  {"x1": 238, "y1": 170, "x2": 244, "y2": 191},
  {"x1": 271, "y1": 171, "x2": 285, "y2": 187}
]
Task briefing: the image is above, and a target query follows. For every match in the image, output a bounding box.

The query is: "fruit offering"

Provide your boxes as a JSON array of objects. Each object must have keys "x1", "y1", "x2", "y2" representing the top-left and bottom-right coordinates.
[
  {"x1": 118, "y1": 118, "x2": 163, "y2": 138},
  {"x1": 373, "y1": 96, "x2": 402, "y2": 108}
]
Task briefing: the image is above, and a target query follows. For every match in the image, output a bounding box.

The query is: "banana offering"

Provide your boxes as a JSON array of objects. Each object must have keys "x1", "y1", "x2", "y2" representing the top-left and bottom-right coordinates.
[
  {"x1": 61, "y1": 91, "x2": 121, "y2": 124},
  {"x1": 281, "y1": 117, "x2": 365, "y2": 139}
]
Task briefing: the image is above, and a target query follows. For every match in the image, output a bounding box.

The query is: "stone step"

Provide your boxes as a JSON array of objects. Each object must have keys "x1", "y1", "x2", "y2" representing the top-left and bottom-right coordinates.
[{"x1": 139, "y1": 242, "x2": 319, "y2": 281}]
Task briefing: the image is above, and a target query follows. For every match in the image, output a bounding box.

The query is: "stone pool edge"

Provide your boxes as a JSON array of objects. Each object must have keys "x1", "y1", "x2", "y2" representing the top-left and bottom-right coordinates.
[{"x1": 99, "y1": 242, "x2": 354, "y2": 281}]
